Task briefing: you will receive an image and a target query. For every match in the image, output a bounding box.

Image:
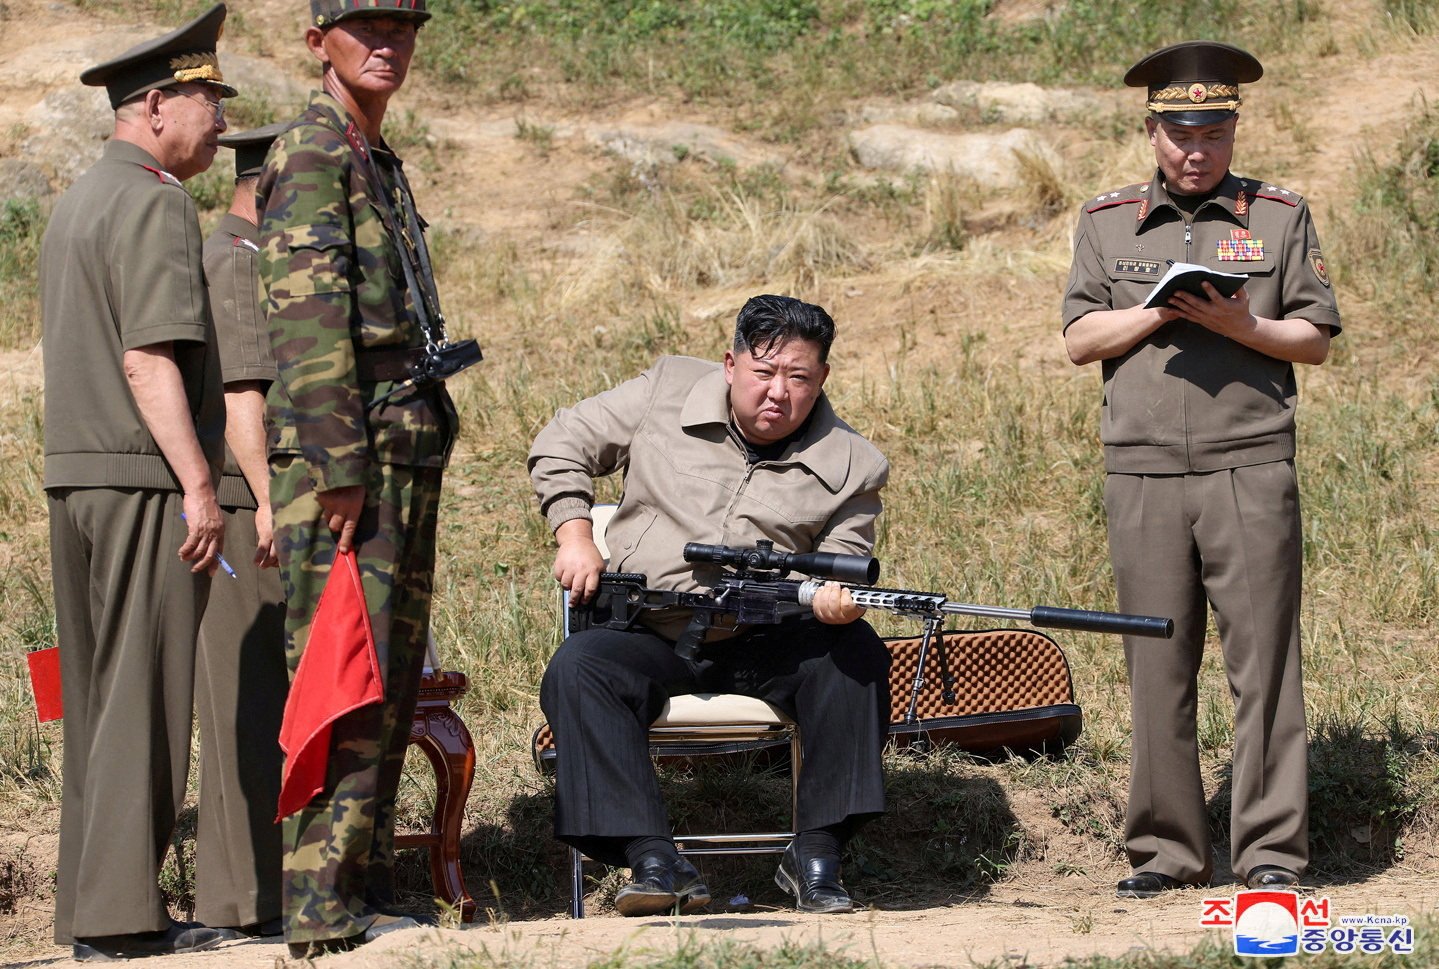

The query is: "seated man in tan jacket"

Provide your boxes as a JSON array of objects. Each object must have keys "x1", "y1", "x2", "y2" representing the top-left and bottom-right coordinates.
[{"x1": 529, "y1": 294, "x2": 891, "y2": 915}]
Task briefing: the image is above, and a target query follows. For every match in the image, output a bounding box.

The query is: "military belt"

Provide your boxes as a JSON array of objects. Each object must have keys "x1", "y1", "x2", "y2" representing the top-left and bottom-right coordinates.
[{"x1": 355, "y1": 346, "x2": 425, "y2": 382}]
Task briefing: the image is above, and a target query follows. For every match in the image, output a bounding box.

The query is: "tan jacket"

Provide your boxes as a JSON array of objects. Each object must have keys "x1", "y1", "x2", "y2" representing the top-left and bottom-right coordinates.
[
  {"x1": 1062, "y1": 171, "x2": 1341, "y2": 474},
  {"x1": 529, "y1": 355, "x2": 889, "y2": 628}
]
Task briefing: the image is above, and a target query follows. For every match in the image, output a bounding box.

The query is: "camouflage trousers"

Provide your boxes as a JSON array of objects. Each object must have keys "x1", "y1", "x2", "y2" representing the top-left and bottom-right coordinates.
[{"x1": 271, "y1": 455, "x2": 443, "y2": 943}]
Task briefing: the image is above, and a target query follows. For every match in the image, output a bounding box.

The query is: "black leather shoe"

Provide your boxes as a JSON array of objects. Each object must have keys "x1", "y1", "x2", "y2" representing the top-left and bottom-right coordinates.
[
  {"x1": 774, "y1": 842, "x2": 857, "y2": 914},
  {"x1": 217, "y1": 917, "x2": 282, "y2": 938},
  {"x1": 613, "y1": 855, "x2": 710, "y2": 916},
  {"x1": 670, "y1": 857, "x2": 712, "y2": 914},
  {"x1": 1116, "y1": 872, "x2": 1186, "y2": 899},
  {"x1": 73, "y1": 923, "x2": 229, "y2": 961},
  {"x1": 285, "y1": 913, "x2": 419, "y2": 959},
  {"x1": 1246, "y1": 865, "x2": 1300, "y2": 890}
]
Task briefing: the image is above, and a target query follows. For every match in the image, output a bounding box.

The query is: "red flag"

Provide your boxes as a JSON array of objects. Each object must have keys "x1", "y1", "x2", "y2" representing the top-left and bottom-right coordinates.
[
  {"x1": 27, "y1": 647, "x2": 63, "y2": 722},
  {"x1": 276, "y1": 549, "x2": 384, "y2": 820}
]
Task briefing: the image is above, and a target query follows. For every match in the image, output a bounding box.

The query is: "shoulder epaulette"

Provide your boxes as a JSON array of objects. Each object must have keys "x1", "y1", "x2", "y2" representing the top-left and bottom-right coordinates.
[
  {"x1": 232, "y1": 237, "x2": 260, "y2": 253},
  {"x1": 1085, "y1": 183, "x2": 1147, "y2": 214},
  {"x1": 138, "y1": 163, "x2": 184, "y2": 188},
  {"x1": 1243, "y1": 178, "x2": 1302, "y2": 207}
]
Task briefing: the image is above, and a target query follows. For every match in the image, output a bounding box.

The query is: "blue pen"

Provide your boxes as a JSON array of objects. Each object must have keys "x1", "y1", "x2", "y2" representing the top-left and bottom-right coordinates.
[{"x1": 181, "y1": 512, "x2": 238, "y2": 579}]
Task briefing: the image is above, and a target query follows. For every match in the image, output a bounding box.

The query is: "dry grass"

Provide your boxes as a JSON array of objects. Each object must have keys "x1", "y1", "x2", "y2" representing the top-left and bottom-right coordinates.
[{"x1": 2, "y1": 0, "x2": 1438, "y2": 959}]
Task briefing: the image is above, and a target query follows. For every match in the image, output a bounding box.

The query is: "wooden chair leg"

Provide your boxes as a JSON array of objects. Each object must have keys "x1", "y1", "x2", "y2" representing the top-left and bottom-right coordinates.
[{"x1": 402, "y1": 701, "x2": 478, "y2": 922}]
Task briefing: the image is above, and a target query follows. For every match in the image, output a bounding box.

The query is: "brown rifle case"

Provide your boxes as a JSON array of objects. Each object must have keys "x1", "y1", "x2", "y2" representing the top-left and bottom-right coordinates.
[{"x1": 885, "y1": 628, "x2": 1082, "y2": 756}]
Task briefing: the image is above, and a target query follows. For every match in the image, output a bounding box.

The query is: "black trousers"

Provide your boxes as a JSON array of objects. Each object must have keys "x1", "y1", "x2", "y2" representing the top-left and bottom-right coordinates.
[{"x1": 539, "y1": 618, "x2": 891, "y2": 867}]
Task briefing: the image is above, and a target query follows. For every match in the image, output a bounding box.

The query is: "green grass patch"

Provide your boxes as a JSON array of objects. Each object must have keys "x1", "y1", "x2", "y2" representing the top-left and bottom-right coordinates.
[
  {"x1": 1382, "y1": 0, "x2": 1439, "y2": 32},
  {"x1": 1330, "y1": 100, "x2": 1439, "y2": 322},
  {"x1": 0, "y1": 199, "x2": 45, "y2": 348},
  {"x1": 416, "y1": 0, "x2": 1327, "y2": 137}
]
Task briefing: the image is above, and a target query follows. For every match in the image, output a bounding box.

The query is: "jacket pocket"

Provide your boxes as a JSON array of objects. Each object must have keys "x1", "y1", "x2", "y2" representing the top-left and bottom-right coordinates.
[
  {"x1": 608, "y1": 509, "x2": 658, "y2": 572},
  {"x1": 275, "y1": 222, "x2": 353, "y2": 298}
]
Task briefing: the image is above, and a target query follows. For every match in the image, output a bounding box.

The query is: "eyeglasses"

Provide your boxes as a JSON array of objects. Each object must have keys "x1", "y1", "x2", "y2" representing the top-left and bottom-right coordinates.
[{"x1": 166, "y1": 89, "x2": 226, "y2": 123}]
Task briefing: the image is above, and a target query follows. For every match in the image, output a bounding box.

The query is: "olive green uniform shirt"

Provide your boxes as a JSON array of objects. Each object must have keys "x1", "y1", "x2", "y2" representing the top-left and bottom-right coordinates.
[
  {"x1": 202, "y1": 212, "x2": 276, "y2": 510},
  {"x1": 42, "y1": 138, "x2": 225, "y2": 491},
  {"x1": 41, "y1": 137, "x2": 223, "y2": 944},
  {"x1": 1061, "y1": 171, "x2": 1341, "y2": 473}
]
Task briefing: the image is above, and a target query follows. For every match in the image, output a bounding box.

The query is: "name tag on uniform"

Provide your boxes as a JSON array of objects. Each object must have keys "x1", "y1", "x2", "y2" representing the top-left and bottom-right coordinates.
[{"x1": 1114, "y1": 258, "x2": 1161, "y2": 275}]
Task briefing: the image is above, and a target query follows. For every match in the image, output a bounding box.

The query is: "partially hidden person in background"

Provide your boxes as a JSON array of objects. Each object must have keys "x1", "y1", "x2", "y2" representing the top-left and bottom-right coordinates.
[{"x1": 193, "y1": 122, "x2": 293, "y2": 941}]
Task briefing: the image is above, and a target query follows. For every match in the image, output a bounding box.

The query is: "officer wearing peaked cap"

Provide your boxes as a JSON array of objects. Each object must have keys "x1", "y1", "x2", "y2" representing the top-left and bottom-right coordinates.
[
  {"x1": 1062, "y1": 41, "x2": 1340, "y2": 900},
  {"x1": 193, "y1": 122, "x2": 292, "y2": 941},
  {"x1": 256, "y1": 0, "x2": 465, "y2": 954},
  {"x1": 80, "y1": 2, "x2": 239, "y2": 108},
  {"x1": 43, "y1": 4, "x2": 235, "y2": 960}
]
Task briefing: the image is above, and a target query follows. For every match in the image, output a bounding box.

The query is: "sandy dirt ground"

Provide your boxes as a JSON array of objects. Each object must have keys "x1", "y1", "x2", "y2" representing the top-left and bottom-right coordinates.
[{"x1": 5, "y1": 870, "x2": 1435, "y2": 968}]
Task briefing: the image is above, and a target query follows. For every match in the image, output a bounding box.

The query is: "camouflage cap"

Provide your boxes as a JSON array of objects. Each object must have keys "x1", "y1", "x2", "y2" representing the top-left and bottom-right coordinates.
[
  {"x1": 1124, "y1": 40, "x2": 1263, "y2": 126},
  {"x1": 219, "y1": 120, "x2": 290, "y2": 178},
  {"x1": 80, "y1": 2, "x2": 238, "y2": 109},
  {"x1": 311, "y1": 0, "x2": 431, "y2": 28}
]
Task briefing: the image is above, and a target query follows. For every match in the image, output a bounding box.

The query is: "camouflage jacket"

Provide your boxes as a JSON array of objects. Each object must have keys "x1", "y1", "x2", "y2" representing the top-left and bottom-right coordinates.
[{"x1": 256, "y1": 90, "x2": 455, "y2": 491}]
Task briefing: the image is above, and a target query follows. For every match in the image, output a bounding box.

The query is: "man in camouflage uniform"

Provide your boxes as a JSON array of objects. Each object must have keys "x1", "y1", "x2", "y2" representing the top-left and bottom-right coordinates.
[
  {"x1": 256, "y1": 0, "x2": 456, "y2": 954},
  {"x1": 41, "y1": 4, "x2": 235, "y2": 959},
  {"x1": 194, "y1": 122, "x2": 291, "y2": 939},
  {"x1": 1062, "y1": 42, "x2": 1340, "y2": 899}
]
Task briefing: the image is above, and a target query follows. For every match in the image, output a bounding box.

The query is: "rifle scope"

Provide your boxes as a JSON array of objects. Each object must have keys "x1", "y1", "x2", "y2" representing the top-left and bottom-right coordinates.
[{"x1": 683, "y1": 540, "x2": 880, "y2": 585}]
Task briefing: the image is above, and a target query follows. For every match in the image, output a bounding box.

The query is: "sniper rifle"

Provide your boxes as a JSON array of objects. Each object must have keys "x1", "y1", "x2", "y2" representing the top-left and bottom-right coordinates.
[{"x1": 567, "y1": 540, "x2": 1173, "y2": 725}]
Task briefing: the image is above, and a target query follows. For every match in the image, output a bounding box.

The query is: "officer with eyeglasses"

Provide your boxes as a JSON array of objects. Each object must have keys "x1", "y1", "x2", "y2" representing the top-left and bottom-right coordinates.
[{"x1": 41, "y1": 3, "x2": 239, "y2": 960}]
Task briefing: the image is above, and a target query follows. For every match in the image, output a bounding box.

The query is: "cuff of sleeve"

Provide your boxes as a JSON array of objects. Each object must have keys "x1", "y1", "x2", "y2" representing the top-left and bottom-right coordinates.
[
  {"x1": 306, "y1": 453, "x2": 370, "y2": 494},
  {"x1": 545, "y1": 496, "x2": 592, "y2": 533},
  {"x1": 221, "y1": 363, "x2": 279, "y2": 384},
  {"x1": 122, "y1": 320, "x2": 210, "y2": 349},
  {"x1": 1307, "y1": 310, "x2": 1342, "y2": 335}
]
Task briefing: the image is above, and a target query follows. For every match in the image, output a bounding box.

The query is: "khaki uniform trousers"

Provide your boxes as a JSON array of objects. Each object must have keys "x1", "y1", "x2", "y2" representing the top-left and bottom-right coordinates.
[
  {"x1": 270, "y1": 456, "x2": 441, "y2": 944},
  {"x1": 47, "y1": 487, "x2": 210, "y2": 943},
  {"x1": 1105, "y1": 461, "x2": 1308, "y2": 885},
  {"x1": 194, "y1": 504, "x2": 287, "y2": 927}
]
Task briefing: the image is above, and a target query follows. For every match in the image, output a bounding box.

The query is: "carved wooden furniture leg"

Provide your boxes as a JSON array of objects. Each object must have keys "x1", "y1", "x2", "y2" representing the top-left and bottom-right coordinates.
[{"x1": 397, "y1": 670, "x2": 477, "y2": 922}]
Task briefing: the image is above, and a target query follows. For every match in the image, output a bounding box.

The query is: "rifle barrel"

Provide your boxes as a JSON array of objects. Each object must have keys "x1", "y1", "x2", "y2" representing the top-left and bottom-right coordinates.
[
  {"x1": 1002, "y1": 604, "x2": 1171, "y2": 639},
  {"x1": 800, "y1": 582, "x2": 1172, "y2": 639},
  {"x1": 937, "y1": 601, "x2": 1170, "y2": 638}
]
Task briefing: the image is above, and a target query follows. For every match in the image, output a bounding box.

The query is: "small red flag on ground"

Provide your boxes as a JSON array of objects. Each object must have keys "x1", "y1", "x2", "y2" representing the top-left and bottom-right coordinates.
[
  {"x1": 27, "y1": 646, "x2": 63, "y2": 722},
  {"x1": 276, "y1": 549, "x2": 384, "y2": 820}
]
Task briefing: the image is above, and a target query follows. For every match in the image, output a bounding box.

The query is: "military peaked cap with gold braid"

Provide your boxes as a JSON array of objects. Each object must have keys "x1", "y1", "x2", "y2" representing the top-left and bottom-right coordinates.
[
  {"x1": 311, "y1": 0, "x2": 431, "y2": 29},
  {"x1": 1124, "y1": 40, "x2": 1263, "y2": 127},
  {"x1": 219, "y1": 121, "x2": 290, "y2": 179},
  {"x1": 80, "y1": 2, "x2": 237, "y2": 109}
]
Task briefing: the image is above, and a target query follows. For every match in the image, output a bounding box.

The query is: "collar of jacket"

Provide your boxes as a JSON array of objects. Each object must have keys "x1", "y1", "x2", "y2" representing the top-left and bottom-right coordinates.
[
  {"x1": 304, "y1": 90, "x2": 403, "y2": 168},
  {"x1": 105, "y1": 137, "x2": 171, "y2": 178},
  {"x1": 217, "y1": 211, "x2": 258, "y2": 245},
  {"x1": 679, "y1": 365, "x2": 852, "y2": 491},
  {"x1": 1137, "y1": 169, "x2": 1248, "y2": 232}
]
